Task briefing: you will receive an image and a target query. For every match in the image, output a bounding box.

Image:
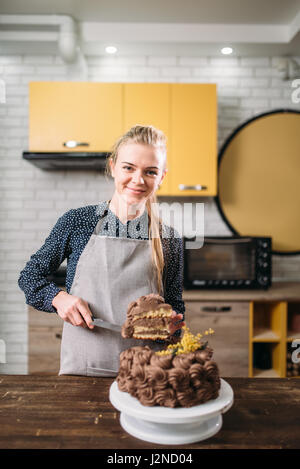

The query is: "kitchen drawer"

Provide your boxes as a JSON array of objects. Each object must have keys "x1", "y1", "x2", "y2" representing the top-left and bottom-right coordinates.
[
  {"x1": 184, "y1": 301, "x2": 249, "y2": 377},
  {"x1": 28, "y1": 326, "x2": 62, "y2": 374},
  {"x1": 28, "y1": 307, "x2": 62, "y2": 374},
  {"x1": 28, "y1": 306, "x2": 62, "y2": 327}
]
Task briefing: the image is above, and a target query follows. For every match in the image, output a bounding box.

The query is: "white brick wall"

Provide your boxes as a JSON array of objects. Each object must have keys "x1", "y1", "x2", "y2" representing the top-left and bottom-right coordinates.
[{"x1": 0, "y1": 53, "x2": 299, "y2": 374}]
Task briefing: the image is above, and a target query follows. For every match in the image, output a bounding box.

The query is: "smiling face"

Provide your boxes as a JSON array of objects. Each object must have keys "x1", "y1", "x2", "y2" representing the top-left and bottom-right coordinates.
[{"x1": 109, "y1": 142, "x2": 166, "y2": 207}]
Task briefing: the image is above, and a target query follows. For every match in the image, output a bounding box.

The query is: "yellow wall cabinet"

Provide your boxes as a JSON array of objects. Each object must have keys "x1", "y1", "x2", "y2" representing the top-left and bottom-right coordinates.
[
  {"x1": 29, "y1": 82, "x2": 123, "y2": 152},
  {"x1": 123, "y1": 83, "x2": 171, "y2": 195},
  {"x1": 170, "y1": 84, "x2": 217, "y2": 196},
  {"x1": 29, "y1": 82, "x2": 217, "y2": 195}
]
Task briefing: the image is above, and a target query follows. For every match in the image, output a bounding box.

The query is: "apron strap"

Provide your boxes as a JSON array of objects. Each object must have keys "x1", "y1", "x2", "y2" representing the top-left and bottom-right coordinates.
[{"x1": 93, "y1": 200, "x2": 110, "y2": 235}]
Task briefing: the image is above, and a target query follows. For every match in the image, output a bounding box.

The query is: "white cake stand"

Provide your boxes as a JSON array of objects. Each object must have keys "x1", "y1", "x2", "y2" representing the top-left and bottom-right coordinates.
[{"x1": 109, "y1": 379, "x2": 234, "y2": 445}]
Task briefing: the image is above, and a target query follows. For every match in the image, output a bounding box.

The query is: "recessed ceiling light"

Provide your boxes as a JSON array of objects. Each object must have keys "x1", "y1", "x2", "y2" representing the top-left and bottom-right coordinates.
[
  {"x1": 105, "y1": 46, "x2": 117, "y2": 54},
  {"x1": 221, "y1": 47, "x2": 233, "y2": 55}
]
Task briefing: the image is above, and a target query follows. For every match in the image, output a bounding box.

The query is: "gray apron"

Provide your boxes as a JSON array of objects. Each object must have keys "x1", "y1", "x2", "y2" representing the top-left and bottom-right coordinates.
[{"x1": 59, "y1": 207, "x2": 162, "y2": 377}]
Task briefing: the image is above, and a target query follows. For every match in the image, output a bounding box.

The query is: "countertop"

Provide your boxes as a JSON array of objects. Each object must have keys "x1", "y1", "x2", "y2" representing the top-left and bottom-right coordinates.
[
  {"x1": 183, "y1": 281, "x2": 300, "y2": 301},
  {"x1": 0, "y1": 375, "x2": 299, "y2": 449}
]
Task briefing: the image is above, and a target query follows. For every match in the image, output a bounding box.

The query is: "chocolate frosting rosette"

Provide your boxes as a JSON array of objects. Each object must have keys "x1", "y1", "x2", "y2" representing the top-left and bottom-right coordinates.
[{"x1": 116, "y1": 325, "x2": 221, "y2": 408}]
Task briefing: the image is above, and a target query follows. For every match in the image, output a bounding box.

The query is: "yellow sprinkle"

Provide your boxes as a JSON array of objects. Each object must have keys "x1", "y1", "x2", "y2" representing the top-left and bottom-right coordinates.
[{"x1": 156, "y1": 324, "x2": 215, "y2": 356}]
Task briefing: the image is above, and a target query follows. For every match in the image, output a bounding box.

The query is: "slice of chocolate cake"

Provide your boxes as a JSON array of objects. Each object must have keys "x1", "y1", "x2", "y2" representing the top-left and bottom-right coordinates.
[{"x1": 121, "y1": 293, "x2": 173, "y2": 340}]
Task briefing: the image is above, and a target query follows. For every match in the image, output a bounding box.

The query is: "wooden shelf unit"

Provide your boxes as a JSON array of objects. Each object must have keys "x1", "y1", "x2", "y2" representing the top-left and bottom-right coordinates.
[
  {"x1": 28, "y1": 284, "x2": 300, "y2": 377},
  {"x1": 249, "y1": 300, "x2": 300, "y2": 378}
]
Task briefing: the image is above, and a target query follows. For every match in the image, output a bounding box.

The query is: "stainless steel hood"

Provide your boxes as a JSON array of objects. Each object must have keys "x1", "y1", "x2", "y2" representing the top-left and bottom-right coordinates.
[{"x1": 22, "y1": 151, "x2": 109, "y2": 170}]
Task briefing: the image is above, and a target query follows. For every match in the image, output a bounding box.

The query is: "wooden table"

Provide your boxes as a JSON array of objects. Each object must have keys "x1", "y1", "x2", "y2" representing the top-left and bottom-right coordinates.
[{"x1": 0, "y1": 376, "x2": 299, "y2": 449}]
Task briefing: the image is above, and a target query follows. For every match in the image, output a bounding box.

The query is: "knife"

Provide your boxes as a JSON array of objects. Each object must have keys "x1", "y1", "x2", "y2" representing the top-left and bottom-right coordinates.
[{"x1": 91, "y1": 316, "x2": 122, "y2": 333}]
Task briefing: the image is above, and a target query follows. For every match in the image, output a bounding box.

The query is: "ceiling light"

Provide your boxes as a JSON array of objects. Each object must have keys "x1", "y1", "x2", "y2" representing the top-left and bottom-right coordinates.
[
  {"x1": 105, "y1": 46, "x2": 117, "y2": 54},
  {"x1": 221, "y1": 47, "x2": 233, "y2": 55}
]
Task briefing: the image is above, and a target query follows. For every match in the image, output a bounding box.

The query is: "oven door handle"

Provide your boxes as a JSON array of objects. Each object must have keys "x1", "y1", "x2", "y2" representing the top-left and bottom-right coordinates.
[
  {"x1": 204, "y1": 238, "x2": 253, "y2": 243},
  {"x1": 201, "y1": 306, "x2": 232, "y2": 312}
]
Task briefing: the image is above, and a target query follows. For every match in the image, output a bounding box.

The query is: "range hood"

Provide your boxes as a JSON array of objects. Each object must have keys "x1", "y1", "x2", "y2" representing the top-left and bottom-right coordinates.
[{"x1": 23, "y1": 151, "x2": 109, "y2": 170}]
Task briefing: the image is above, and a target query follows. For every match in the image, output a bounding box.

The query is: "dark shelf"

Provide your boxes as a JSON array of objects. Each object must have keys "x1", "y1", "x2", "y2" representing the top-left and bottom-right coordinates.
[{"x1": 23, "y1": 152, "x2": 110, "y2": 170}]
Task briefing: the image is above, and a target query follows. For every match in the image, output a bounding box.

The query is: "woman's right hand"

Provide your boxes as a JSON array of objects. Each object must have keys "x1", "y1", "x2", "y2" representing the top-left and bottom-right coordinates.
[{"x1": 52, "y1": 291, "x2": 94, "y2": 329}]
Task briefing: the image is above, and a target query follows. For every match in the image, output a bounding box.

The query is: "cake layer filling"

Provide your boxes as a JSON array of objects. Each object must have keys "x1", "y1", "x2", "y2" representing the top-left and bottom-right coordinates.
[
  {"x1": 132, "y1": 308, "x2": 173, "y2": 320},
  {"x1": 134, "y1": 327, "x2": 169, "y2": 334},
  {"x1": 132, "y1": 318, "x2": 170, "y2": 328},
  {"x1": 133, "y1": 332, "x2": 169, "y2": 339}
]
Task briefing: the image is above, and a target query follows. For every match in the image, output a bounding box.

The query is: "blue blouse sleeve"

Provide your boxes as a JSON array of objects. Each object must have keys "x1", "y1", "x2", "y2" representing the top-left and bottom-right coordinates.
[{"x1": 18, "y1": 209, "x2": 75, "y2": 313}]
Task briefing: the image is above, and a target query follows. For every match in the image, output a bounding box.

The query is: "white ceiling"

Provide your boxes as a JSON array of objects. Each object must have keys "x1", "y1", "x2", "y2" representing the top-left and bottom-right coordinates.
[
  {"x1": 0, "y1": 0, "x2": 299, "y2": 24},
  {"x1": 0, "y1": 0, "x2": 300, "y2": 56}
]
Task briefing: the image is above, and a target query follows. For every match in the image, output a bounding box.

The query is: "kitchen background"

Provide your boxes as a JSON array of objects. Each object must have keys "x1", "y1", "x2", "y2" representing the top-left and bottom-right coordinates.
[{"x1": 0, "y1": 0, "x2": 300, "y2": 374}]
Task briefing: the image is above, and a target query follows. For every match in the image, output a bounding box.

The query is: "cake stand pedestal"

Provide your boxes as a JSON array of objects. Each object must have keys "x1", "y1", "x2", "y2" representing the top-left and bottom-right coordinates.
[{"x1": 109, "y1": 378, "x2": 234, "y2": 445}]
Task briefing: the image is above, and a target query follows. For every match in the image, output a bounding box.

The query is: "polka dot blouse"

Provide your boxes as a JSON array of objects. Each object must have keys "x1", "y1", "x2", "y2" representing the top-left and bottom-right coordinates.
[{"x1": 18, "y1": 201, "x2": 185, "y2": 321}]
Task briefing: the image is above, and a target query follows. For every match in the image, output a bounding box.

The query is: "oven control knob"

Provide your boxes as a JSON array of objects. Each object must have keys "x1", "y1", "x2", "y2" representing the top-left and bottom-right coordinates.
[
  {"x1": 258, "y1": 240, "x2": 268, "y2": 248},
  {"x1": 258, "y1": 276, "x2": 268, "y2": 285},
  {"x1": 259, "y1": 252, "x2": 268, "y2": 258},
  {"x1": 258, "y1": 260, "x2": 268, "y2": 268}
]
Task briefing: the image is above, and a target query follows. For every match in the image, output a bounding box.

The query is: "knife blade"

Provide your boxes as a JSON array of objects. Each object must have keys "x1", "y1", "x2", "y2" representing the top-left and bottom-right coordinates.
[{"x1": 91, "y1": 317, "x2": 122, "y2": 333}]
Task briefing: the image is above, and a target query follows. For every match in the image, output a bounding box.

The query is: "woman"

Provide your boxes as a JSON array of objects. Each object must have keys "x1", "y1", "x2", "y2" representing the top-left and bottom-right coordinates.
[{"x1": 18, "y1": 125, "x2": 185, "y2": 376}]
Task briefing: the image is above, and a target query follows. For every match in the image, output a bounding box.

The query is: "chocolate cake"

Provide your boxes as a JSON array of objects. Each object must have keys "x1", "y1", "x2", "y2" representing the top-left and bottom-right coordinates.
[
  {"x1": 121, "y1": 293, "x2": 174, "y2": 340},
  {"x1": 117, "y1": 326, "x2": 221, "y2": 408}
]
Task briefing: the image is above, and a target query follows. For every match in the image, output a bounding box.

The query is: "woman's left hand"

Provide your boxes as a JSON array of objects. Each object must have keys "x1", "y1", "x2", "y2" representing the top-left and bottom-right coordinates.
[{"x1": 169, "y1": 311, "x2": 185, "y2": 336}]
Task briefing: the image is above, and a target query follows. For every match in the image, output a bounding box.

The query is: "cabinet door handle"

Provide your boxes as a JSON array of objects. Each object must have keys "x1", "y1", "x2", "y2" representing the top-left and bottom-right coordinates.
[
  {"x1": 201, "y1": 306, "x2": 232, "y2": 312},
  {"x1": 178, "y1": 184, "x2": 207, "y2": 191},
  {"x1": 55, "y1": 333, "x2": 62, "y2": 339},
  {"x1": 63, "y1": 140, "x2": 90, "y2": 148}
]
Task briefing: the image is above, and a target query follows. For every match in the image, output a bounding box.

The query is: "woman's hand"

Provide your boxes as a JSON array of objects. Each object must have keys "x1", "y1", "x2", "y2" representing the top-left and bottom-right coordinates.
[
  {"x1": 52, "y1": 291, "x2": 94, "y2": 329},
  {"x1": 169, "y1": 311, "x2": 185, "y2": 336}
]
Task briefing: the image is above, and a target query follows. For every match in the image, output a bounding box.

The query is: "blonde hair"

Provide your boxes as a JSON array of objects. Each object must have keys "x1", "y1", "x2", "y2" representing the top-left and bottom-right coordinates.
[{"x1": 106, "y1": 125, "x2": 167, "y2": 295}]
